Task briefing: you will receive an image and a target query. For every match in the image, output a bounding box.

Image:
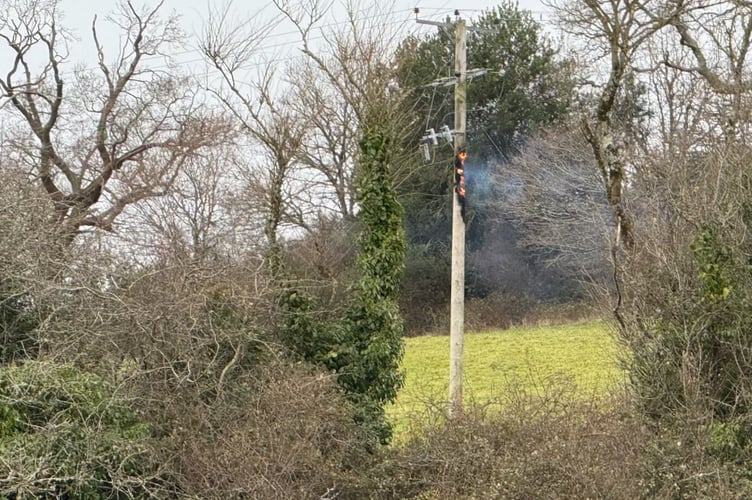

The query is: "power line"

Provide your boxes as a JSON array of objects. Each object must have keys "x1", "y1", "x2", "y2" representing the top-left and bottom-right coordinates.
[
  {"x1": 139, "y1": 6, "x2": 424, "y2": 65},
  {"x1": 4, "y1": 2, "x2": 554, "y2": 81},
  {"x1": 0, "y1": 4, "x2": 556, "y2": 107},
  {"x1": 45, "y1": 7, "x2": 428, "y2": 78}
]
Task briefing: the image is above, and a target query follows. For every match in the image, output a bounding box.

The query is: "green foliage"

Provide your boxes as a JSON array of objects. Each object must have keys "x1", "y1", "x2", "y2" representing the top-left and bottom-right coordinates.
[
  {"x1": 708, "y1": 420, "x2": 747, "y2": 459},
  {"x1": 352, "y1": 132, "x2": 405, "y2": 300},
  {"x1": 395, "y1": 3, "x2": 578, "y2": 321},
  {"x1": 0, "y1": 360, "x2": 164, "y2": 498},
  {"x1": 691, "y1": 225, "x2": 734, "y2": 301},
  {"x1": 281, "y1": 290, "x2": 346, "y2": 368},
  {"x1": 282, "y1": 129, "x2": 406, "y2": 446},
  {"x1": 397, "y1": 2, "x2": 574, "y2": 160},
  {"x1": 467, "y1": 4, "x2": 575, "y2": 157},
  {"x1": 395, "y1": 1, "x2": 574, "y2": 225},
  {"x1": 339, "y1": 130, "x2": 406, "y2": 444},
  {"x1": 622, "y1": 218, "x2": 752, "y2": 461}
]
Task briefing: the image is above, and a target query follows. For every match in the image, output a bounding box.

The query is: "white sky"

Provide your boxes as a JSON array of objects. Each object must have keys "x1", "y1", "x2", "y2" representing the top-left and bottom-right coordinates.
[{"x1": 56, "y1": 0, "x2": 552, "y2": 71}]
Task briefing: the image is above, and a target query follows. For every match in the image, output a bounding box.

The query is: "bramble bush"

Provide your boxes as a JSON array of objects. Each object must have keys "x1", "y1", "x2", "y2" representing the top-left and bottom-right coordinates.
[{"x1": 0, "y1": 360, "x2": 167, "y2": 498}]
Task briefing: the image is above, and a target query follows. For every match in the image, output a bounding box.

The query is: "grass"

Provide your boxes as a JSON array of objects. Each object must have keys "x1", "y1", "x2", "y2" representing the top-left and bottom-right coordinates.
[{"x1": 387, "y1": 321, "x2": 624, "y2": 438}]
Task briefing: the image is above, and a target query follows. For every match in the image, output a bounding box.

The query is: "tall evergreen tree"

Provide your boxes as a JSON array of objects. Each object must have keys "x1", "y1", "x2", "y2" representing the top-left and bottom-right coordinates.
[
  {"x1": 395, "y1": 3, "x2": 577, "y2": 330},
  {"x1": 397, "y1": 2, "x2": 574, "y2": 161}
]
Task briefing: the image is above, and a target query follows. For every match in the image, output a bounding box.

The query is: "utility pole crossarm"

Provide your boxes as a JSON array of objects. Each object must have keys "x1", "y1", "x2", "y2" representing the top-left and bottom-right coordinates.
[
  {"x1": 416, "y1": 19, "x2": 451, "y2": 28},
  {"x1": 425, "y1": 69, "x2": 487, "y2": 88}
]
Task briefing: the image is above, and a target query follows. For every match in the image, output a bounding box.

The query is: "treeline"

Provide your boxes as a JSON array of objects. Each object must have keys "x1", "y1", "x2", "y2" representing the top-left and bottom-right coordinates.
[{"x1": 3, "y1": 0, "x2": 752, "y2": 497}]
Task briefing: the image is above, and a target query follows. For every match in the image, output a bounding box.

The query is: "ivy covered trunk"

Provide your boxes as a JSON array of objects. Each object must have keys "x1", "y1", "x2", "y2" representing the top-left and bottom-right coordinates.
[
  {"x1": 279, "y1": 126, "x2": 406, "y2": 445},
  {"x1": 340, "y1": 128, "x2": 406, "y2": 444}
]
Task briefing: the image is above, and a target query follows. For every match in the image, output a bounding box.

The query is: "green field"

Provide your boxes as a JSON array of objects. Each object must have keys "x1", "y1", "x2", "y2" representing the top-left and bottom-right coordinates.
[{"x1": 387, "y1": 321, "x2": 625, "y2": 436}]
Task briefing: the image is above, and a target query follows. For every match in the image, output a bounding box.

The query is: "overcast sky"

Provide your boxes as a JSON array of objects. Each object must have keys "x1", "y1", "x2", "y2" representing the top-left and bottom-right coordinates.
[{"x1": 55, "y1": 0, "x2": 552, "y2": 71}]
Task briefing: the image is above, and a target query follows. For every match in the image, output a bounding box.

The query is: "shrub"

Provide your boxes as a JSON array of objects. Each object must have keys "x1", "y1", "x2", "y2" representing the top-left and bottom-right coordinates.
[
  {"x1": 0, "y1": 281, "x2": 39, "y2": 363},
  {"x1": 174, "y1": 361, "x2": 374, "y2": 499},
  {"x1": 464, "y1": 292, "x2": 535, "y2": 330},
  {"x1": 371, "y1": 380, "x2": 646, "y2": 499},
  {"x1": 638, "y1": 419, "x2": 752, "y2": 499},
  {"x1": 0, "y1": 360, "x2": 167, "y2": 498},
  {"x1": 615, "y1": 146, "x2": 752, "y2": 494}
]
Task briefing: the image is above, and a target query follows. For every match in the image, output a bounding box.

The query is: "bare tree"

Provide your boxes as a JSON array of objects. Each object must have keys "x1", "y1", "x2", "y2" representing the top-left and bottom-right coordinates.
[
  {"x1": 0, "y1": 0, "x2": 228, "y2": 241},
  {"x1": 288, "y1": 59, "x2": 360, "y2": 220},
  {"x1": 494, "y1": 128, "x2": 612, "y2": 282},
  {"x1": 641, "y1": 29, "x2": 713, "y2": 157},
  {"x1": 660, "y1": 0, "x2": 752, "y2": 145},
  {"x1": 114, "y1": 141, "x2": 242, "y2": 264},
  {"x1": 274, "y1": 0, "x2": 416, "y2": 171},
  {"x1": 201, "y1": 4, "x2": 311, "y2": 275},
  {"x1": 550, "y1": 0, "x2": 676, "y2": 249}
]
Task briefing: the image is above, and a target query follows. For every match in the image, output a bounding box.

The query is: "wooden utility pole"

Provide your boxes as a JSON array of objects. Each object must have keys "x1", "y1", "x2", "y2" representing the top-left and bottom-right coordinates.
[
  {"x1": 448, "y1": 18, "x2": 466, "y2": 417},
  {"x1": 415, "y1": 10, "x2": 472, "y2": 417}
]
